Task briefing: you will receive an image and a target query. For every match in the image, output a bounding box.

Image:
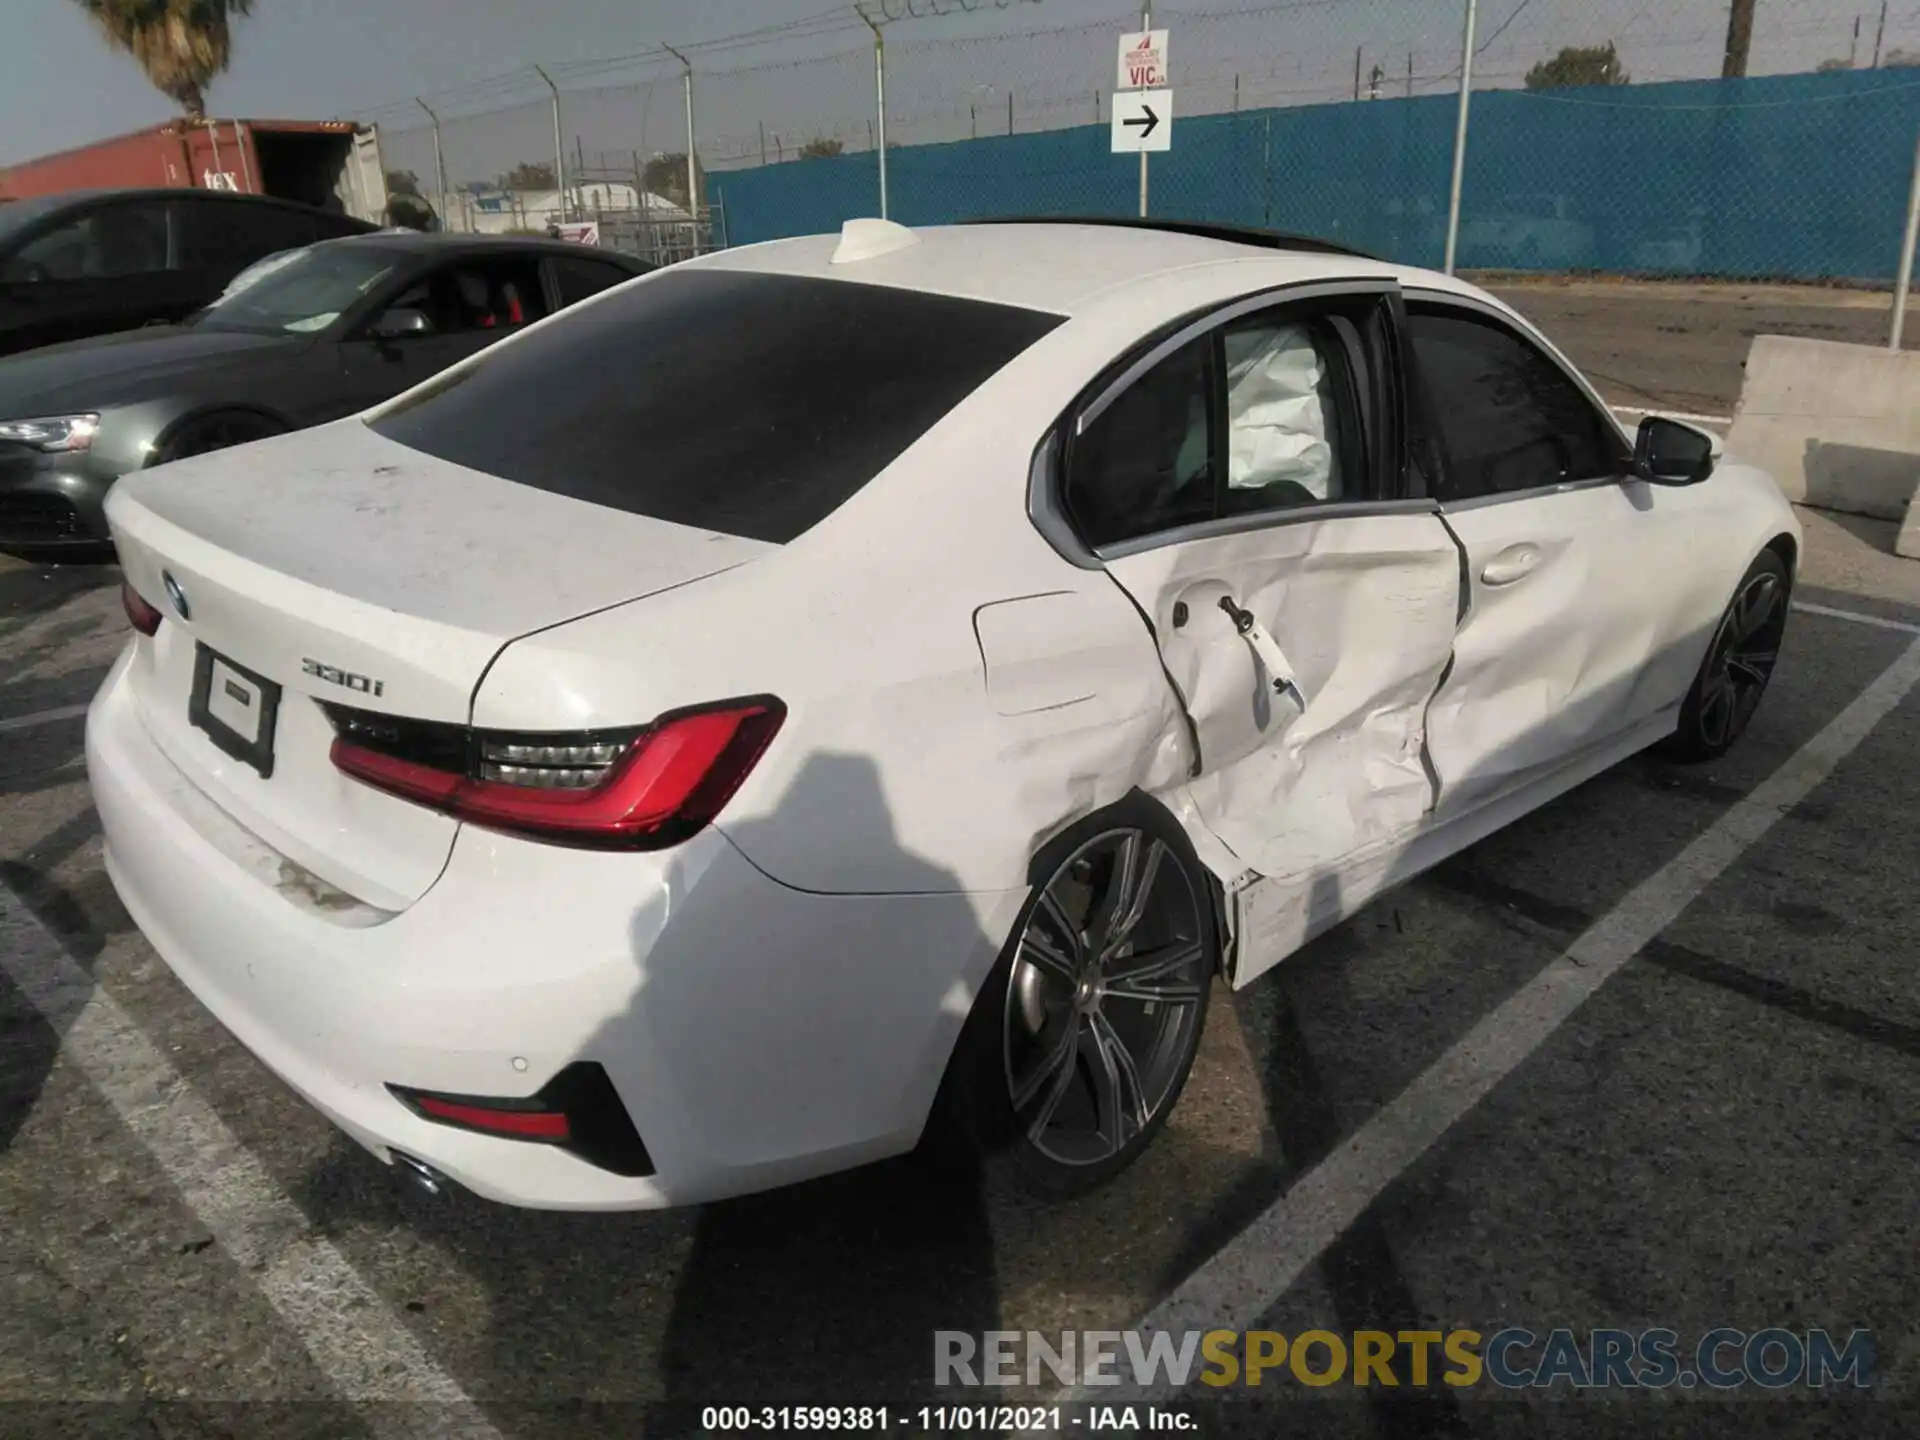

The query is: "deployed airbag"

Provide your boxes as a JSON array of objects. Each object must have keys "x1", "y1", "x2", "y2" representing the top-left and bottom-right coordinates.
[{"x1": 1223, "y1": 323, "x2": 1338, "y2": 499}]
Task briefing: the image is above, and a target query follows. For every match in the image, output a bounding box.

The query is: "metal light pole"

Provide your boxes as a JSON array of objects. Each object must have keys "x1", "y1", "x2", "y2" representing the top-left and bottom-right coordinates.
[
  {"x1": 662, "y1": 44, "x2": 699, "y2": 229},
  {"x1": 1443, "y1": 0, "x2": 1478, "y2": 275},
  {"x1": 416, "y1": 98, "x2": 446, "y2": 231},
  {"x1": 533, "y1": 65, "x2": 567, "y2": 223},
  {"x1": 1893, "y1": 123, "x2": 1920, "y2": 350},
  {"x1": 857, "y1": 5, "x2": 889, "y2": 219},
  {"x1": 1139, "y1": 5, "x2": 1151, "y2": 218}
]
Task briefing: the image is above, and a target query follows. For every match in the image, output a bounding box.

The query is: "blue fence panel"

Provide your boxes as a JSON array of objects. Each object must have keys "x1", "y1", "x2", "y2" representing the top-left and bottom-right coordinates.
[{"x1": 711, "y1": 69, "x2": 1920, "y2": 282}]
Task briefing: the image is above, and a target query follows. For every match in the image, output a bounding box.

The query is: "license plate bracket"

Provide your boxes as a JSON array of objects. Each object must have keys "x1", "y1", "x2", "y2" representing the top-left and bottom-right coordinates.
[{"x1": 189, "y1": 643, "x2": 281, "y2": 779}]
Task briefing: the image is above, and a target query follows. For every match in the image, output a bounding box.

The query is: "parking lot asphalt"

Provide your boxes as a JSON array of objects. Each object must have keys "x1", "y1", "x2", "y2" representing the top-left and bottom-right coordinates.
[
  {"x1": 2, "y1": 290, "x2": 1918, "y2": 1439},
  {"x1": 1485, "y1": 278, "x2": 1895, "y2": 419}
]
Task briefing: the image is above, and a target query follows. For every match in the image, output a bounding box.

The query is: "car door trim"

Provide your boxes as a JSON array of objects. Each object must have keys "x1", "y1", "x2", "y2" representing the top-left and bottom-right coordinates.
[{"x1": 1095, "y1": 497, "x2": 1443, "y2": 560}]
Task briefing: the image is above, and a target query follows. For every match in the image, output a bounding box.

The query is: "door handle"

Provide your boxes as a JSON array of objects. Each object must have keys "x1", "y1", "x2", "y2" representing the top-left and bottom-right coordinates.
[
  {"x1": 1481, "y1": 544, "x2": 1543, "y2": 587},
  {"x1": 1218, "y1": 596, "x2": 1303, "y2": 700}
]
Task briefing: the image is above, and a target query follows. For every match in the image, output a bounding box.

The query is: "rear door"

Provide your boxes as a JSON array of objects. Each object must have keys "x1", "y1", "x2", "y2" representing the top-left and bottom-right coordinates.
[
  {"x1": 1061, "y1": 281, "x2": 1462, "y2": 984},
  {"x1": 1408, "y1": 297, "x2": 1714, "y2": 818},
  {"x1": 335, "y1": 252, "x2": 551, "y2": 413}
]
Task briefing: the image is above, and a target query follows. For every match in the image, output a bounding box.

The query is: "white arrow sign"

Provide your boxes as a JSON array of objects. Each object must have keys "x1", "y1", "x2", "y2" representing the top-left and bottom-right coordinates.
[{"x1": 1111, "y1": 88, "x2": 1172, "y2": 153}]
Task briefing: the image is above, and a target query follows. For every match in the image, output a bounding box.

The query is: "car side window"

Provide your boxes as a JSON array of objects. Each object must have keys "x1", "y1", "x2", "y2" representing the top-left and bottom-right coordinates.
[
  {"x1": 1407, "y1": 306, "x2": 1621, "y2": 502},
  {"x1": 549, "y1": 255, "x2": 634, "y2": 308},
  {"x1": 1065, "y1": 302, "x2": 1374, "y2": 549},
  {"x1": 424, "y1": 258, "x2": 551, "y2": 333},
  {"x1": 1065, "y1": 334, "x2": 1215, "y2": 549},
  {"x1": 175, "y1": 198, "x2": 318, "y2": 273},
  {"x1": 5, "y1": 202, "x2": 171, "y2": 281}
]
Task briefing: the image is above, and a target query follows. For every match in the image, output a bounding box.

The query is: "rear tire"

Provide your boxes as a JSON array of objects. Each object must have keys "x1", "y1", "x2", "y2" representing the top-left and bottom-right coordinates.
[
  {"x1": 927, "y1": 794, "x2": 1218, "y2": 1197},
  {"x1": 157, "y1": 411, "x2": 287, "y2": 463},
  {"x1": 1660, "y1": 549, "x2": 1790, "y2": 763}
]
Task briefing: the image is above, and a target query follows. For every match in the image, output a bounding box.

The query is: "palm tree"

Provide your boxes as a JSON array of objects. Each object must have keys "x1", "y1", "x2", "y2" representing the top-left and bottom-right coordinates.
[{"x1": 72, "y1": 0, "x2": 255, "y2": 119}]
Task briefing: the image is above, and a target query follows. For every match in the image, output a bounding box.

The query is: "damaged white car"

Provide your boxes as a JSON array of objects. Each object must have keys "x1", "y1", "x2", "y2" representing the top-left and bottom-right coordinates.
[{"x1": 88, "y1": 218, "x2": 1799, "y2": 1210}]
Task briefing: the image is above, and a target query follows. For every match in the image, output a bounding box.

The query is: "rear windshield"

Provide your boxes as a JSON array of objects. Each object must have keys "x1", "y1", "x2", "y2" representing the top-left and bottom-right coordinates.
[{"x1": 368, "y1": 268, "x2": 1063, "y2": 544}]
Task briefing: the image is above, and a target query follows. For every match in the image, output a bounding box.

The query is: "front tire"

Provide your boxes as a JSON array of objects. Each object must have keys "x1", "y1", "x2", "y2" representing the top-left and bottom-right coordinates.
[
  {"x1": 930, "y1": 795, "x2": 1218, "y2": 1197},
  {"x1": 1661, "y1": 549, "x2": 1791, "y2": 763}
]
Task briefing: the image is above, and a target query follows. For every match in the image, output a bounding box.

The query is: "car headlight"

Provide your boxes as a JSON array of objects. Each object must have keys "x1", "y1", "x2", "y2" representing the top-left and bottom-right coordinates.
[{"x1": 0, "y1": 414, "x2": 100, "y2": 453}]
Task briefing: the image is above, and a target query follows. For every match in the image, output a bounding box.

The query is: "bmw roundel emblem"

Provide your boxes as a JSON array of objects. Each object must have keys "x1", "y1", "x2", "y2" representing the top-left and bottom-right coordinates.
[{"x1": 161, "y1": 571, "x2": 190, "y2": 622}]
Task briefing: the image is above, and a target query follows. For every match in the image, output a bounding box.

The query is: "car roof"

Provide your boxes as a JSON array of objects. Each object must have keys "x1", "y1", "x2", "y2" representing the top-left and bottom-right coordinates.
[
  {"x1": 691, "y1": 218, "x2": 1482, "y2": 316},
  {"x1": 310, "y1": 231, "x2": 648, "y2": 263},
  {"x1": 0, "y1": 187, "x2": 351, "y2": 216}
]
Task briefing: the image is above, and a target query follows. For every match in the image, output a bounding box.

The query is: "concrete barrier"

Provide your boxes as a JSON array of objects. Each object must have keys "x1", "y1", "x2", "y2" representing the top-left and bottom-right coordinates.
[{"x1": 1725, "y1": 336, "x2": 1920, "y2": 536}]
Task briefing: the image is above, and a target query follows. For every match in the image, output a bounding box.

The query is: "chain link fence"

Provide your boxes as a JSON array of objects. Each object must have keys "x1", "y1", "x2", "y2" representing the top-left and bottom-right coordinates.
[{"x1": 358, "y1": 0, "x2": 1920, "y2": 292}]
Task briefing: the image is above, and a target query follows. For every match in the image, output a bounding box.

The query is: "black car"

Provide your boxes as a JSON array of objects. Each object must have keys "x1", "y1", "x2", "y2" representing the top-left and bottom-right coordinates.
[
  {"x1": 0, "y1": 188, "x2": 377, "y2": 357},
  {"x1": 0, "y1": 232, "x2": 652, "y2": 552}
]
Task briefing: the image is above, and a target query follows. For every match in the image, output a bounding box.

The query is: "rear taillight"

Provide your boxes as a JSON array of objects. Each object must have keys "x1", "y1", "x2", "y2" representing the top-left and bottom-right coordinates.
[
  {"x1": 325, "y1": 696, "x2": 784, "y2": 850},
  {"x1": 122, "y1": 581, "x2": 162, "y2": 636}
]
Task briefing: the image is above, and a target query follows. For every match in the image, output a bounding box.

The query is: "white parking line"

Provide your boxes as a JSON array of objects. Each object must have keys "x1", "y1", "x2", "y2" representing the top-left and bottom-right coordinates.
[
  {"x1": 0, "y1": 888, "x2": 502, "y2": 1438},
  {"x1": 0, "y1": 703, "x2": 90, "y2": 735},
  {"x1": 1793, "y1": 600, "x2": 1920, "y2": 636},
  {"x1": 1610, "y1": 404, "x2": 1735, "y2": 426},
  {"x1": 1118, "y1": 634, "x2": 1920, "y2": 1392}
]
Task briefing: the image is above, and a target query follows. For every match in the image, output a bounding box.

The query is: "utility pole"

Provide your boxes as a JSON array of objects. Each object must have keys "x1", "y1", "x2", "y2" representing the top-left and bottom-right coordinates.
[
  {"x1": 1444, "y1": 0, "x2": 1478, "y2": 275},
  {"x1": 1139, "y1": 5, "x2": 1150, "y2": 218},
  {"x1": 415, "y1": 98, "x2": 445, "y2": 231},
  {"x1": 1851, "y1": 15, "x2": 1861, "y2": 69},
  {"x1": 1722, "y1": 0, "x2": 1756, "y2": 78},
  {"x1": 856, "y1": 4, "x2": 888, "y2": 219},
  {"x1": 759, "y1": 120, "x2": 767, "y2": 167},
  {"x1": 1354, "y1": 46, "x2": 1362, "y2": 100},
  {"x1": 1407, "y1": 52, "x2": 1415, "y2": 98},
  {"x1": 532, "y1": 65, "x2": 566, "y2": 223},
  {"x1": 1873, "y1": 0, "x2": 1888, "y2": 66},
  {"x1": 662, "y1": 44, "x2": 698, "y2": 224}
]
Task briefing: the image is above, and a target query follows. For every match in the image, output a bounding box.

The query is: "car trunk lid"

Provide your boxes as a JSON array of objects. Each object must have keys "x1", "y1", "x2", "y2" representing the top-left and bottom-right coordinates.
[{"x1": 107, "y1": 420, "x2": 775, "y2": 909}]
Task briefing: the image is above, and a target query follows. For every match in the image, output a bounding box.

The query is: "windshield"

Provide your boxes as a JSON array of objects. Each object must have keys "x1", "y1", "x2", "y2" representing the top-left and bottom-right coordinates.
[{"x1": 195, "y1": 245, "x2": 400, "y2": 334}]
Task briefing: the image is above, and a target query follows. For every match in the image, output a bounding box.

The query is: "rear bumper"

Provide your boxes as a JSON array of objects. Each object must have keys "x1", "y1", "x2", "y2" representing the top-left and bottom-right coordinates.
[{"x1": 87, "y1": 647, "x2": 1020, "y2": 1209}]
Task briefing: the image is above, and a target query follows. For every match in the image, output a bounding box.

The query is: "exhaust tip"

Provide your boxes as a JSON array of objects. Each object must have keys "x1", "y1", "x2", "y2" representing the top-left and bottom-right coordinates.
[{"x1": 390, "y1": 1151, "x2": 448, "y2": 1198}]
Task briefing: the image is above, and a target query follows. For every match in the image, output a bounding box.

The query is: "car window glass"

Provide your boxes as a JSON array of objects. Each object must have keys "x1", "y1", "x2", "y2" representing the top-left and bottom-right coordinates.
[
  {"x1": 1066, "y1": 336, "x2": 1214, "y2": 548},
  {"x1": 175, "y1": 198, "x2": 318, "y2": 272},
  {"x1": 420, "y1": 258, "x2": 549, "y2": 334},
  {"x1": 369, "y1": 269, "x2": 1062, "y2": 545},
  {"x1": 1219, "y1": 315, "x2": 1351, "y2": 515},
  {"x1": 5, "y1": 203, "x2": 170, "y2": 281},
  {"x1": 1408, "y1": 307, "x2": 1619, "y2": 501},
  {"x1": 549, "y1": 255, "x2": 633, "y2": 308},
  {"x1": 196, "y1": 244, "x2": 397, "y2": 333}
]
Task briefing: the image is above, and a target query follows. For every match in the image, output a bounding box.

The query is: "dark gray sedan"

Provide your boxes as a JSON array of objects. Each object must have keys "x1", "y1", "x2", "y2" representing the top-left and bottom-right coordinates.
[{"x1": 0, "y1": 232, "x2": 650, "y2": 553}]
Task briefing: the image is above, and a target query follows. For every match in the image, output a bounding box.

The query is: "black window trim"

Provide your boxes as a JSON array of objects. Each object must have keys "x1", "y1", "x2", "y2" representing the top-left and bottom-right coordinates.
[
  {"x1": 1034, "y1": 277, "x2": 1438, "y2": 567},
  {"x1": 1401, "y1": 288, "x2": 1634, "y2": 513}
]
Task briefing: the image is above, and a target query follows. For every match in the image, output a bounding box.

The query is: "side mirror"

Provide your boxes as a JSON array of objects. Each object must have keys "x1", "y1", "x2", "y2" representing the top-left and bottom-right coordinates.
[
  {"x1": 370, "y1": 307, "x2": 432, "y2": 340},
  {"x1": 1633, "y1": 415, "x2": 1717, "y2": 486}
]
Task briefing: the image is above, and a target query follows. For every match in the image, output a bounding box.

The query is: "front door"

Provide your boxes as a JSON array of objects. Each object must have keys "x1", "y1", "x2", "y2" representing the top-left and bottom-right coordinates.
[
  {"x1": 1406, "y1": 298, "x2": 1714, "y2": 819},
  {"x1": 1061, "y1": 282, "x2": 1462, "y2": 986}
]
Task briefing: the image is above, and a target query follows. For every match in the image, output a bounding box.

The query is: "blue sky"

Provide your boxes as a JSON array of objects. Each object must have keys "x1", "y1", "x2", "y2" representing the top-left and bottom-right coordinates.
[{"x1": 6, "y1": 0, "x2": 1905, "y2": 173}]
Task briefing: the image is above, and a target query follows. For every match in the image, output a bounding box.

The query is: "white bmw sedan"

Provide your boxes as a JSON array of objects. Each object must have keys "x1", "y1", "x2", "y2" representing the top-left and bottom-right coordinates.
[{"x1": 87, "y1": 218, "x2": 1798, "y2": 1210}]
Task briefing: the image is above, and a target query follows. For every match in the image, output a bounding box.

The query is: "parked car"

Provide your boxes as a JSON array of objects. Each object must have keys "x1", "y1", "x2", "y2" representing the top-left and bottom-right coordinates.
[
  {"x1": 0, "y1": 188, "x2": 376, "y2": 358},
  {"x1": 0, "y1": 231, "x2": 650, "y2": 551},
  {"x1": 88, "y1": 218, "x2": 1797, "y2": 1211}
]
